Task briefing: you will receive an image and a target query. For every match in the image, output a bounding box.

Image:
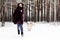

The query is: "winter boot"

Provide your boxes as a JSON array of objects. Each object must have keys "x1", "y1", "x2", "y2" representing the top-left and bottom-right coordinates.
[
  {"x1": 18, "y1": 30, "x2": 20, "y2": 35},
  {"x1": 21, "y1": 32, "x2": 23, "y2": 36}
]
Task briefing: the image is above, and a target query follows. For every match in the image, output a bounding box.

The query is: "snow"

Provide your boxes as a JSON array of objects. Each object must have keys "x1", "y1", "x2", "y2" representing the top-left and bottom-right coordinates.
[{"x1": 0, "y1": 22, "x2": 60, "y2": 40}]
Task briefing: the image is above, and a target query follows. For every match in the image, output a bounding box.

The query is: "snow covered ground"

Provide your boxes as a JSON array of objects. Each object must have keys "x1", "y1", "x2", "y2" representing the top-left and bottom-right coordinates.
[{"x1": 0, "y1": 22, "x2": 60, "y2": 40}]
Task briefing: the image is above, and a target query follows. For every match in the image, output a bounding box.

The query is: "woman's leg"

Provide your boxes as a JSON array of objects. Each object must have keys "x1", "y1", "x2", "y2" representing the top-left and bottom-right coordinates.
[
  {"x1": 19, "y1": 24, "x2": 23, "y2": 35},
  {"x1": 17, "y1": 24, "x2": 20, "y2": 35}
]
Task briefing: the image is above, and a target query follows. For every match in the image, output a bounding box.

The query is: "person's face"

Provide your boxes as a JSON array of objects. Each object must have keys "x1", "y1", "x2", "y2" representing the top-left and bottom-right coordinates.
[{"x1": 19, "y1": 4, "x2": 22, "y2": 7}]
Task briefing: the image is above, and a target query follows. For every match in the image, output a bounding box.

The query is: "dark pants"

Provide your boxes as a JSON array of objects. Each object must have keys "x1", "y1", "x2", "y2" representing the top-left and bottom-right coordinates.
[{"x1": 17, "y1": 23, "x2": 23, "y2": 35}]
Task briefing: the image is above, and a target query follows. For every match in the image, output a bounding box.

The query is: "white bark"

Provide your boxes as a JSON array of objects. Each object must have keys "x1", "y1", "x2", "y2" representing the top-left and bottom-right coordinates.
[
  {"x1": 54, "y1": 0, "x2": 56, "y2": 22},
  {"x1": 43, "y1": 0, "x2": 44, "y2": 21},
  {"x1": 45, "y1": 0, "x2": 47, "y2": 21},
  {"x1": 11, "y1": 2, "x2": 12, "y2": 21},
  {"x1": 49, "y1": 0, "x2": 52, "y2": 21}
]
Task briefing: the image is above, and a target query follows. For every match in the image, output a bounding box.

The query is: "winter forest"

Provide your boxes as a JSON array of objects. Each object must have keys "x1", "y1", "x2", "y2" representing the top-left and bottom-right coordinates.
[
  {"x1": 0, "y1": 0, "x2": 60, "y2": 40},
  {"x1": 0, "y1": 0, "x2": 60, "y2": 22}
]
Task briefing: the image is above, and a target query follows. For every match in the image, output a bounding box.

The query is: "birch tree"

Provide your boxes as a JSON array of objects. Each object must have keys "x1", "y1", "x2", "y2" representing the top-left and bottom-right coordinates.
[
  {"x1": 54, "y1": 0, "x2": 56, "y2": 22},
  {"x1": 1, "y1": 0, "x2": 5, "y2": 26}
]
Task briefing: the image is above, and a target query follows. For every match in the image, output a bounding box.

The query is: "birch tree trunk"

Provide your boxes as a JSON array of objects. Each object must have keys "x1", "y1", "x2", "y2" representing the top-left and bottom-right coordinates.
[
  {"x1": 44, "y1": 0, "x2": 47, "y2": 21},
  {"x1": 44, "y1": 0, "x2": 45, "y2": 21},
  {"x1": 1, "y1": 0, "x2": 5, "y2": 26},
  {"x1": 54, "y1": 0, "x2": 56, "y2": 22},
  {"x1": 34, "y1": 0, "x2": 36, "y2": 22},
  {"x1": 49, "y1": 0, "x2": 52, "y2": 22}
]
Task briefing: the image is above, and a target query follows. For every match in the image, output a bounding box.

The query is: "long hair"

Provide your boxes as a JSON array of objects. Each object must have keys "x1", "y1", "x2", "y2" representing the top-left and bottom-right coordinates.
[{"x1": 16, "y1": 3, "x2": 23, "y2": 10}]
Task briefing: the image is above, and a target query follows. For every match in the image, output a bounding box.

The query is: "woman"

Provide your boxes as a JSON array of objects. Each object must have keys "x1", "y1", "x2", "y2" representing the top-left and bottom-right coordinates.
[{"x1": 12, "y1": 3, "x2": 24, "y2": 36}]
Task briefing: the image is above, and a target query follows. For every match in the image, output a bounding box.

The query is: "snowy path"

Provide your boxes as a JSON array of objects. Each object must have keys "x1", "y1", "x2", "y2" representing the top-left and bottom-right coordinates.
[{"x1": 0, "y1": 22, "x2": 60, "y2": 40}]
